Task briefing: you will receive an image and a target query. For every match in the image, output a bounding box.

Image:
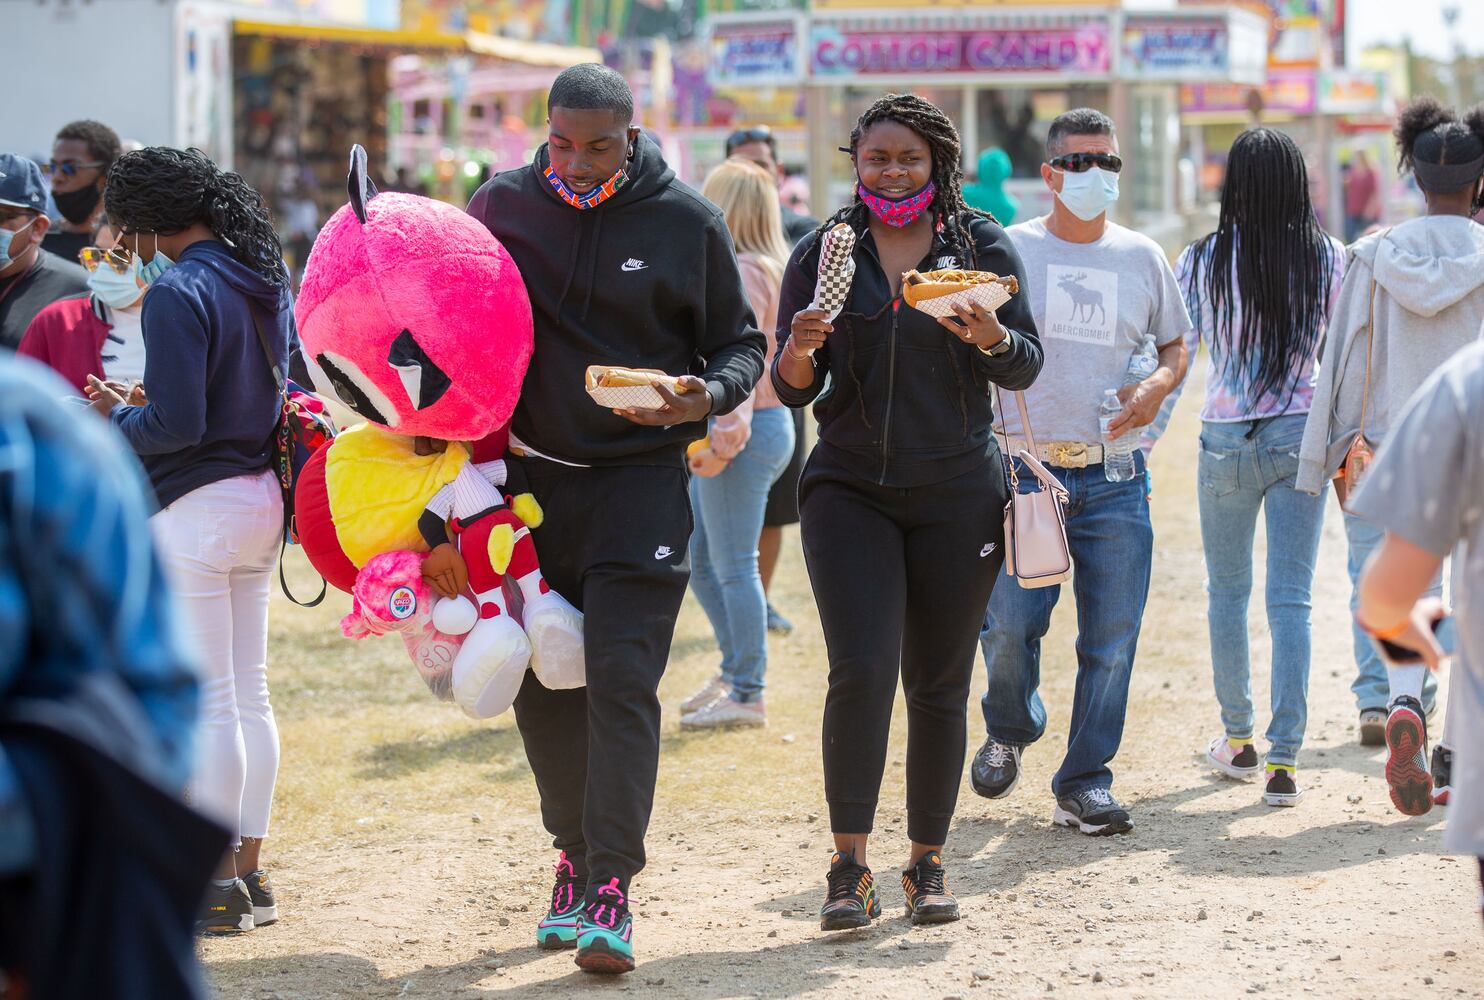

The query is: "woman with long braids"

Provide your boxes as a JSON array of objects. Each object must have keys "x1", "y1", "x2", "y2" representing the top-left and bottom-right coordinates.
[
  {"x1": 772, "y1": 94, "x2": 1041, "y2": 930},
  {"x1": 1299, "y1": 98, "x2": 1484, "y2": 815},
  {"x1": 86, "y1": 147, "x2": 292, "y2": 933},
  {"x1": 1179, "y1": 128, "x2": 1344, "y2": 807}
]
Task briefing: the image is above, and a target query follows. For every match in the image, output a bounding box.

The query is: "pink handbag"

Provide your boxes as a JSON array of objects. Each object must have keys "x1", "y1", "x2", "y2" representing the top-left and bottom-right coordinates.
[{"x1": 995, "y1": 388, "x2": 1073, "y2": 589}]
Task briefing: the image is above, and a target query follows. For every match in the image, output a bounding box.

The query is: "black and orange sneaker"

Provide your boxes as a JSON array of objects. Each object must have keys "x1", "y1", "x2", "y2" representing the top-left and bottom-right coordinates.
[
  {"x1": 901, "y1": 852, "x2": 959, "y2": 925},
  {"x1": 196, "y1": 879, "x2": 254, "y2": 934},
  {"x1": 820, "y1": 850, "x2": 879, "y2": 931},
  {"x1": 244, "y1": 869, "x2": 278, "y2": 926}
]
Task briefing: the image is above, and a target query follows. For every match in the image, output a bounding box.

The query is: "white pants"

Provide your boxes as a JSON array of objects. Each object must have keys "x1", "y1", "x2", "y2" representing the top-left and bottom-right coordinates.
[{"x1": 151, "y1": 471, "x2": 283, "y2": 843}]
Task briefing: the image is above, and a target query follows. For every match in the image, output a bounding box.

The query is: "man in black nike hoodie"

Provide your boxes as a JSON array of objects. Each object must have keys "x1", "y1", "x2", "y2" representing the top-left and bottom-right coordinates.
[{"x1": 466, "y1": 64, "x2": 764, "y2": 974}]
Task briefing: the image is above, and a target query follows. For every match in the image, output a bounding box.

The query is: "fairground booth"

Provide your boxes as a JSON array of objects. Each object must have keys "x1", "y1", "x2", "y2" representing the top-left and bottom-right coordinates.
[{"x1": 702, "y1": 0, "x2": 1268, "y2": 246}]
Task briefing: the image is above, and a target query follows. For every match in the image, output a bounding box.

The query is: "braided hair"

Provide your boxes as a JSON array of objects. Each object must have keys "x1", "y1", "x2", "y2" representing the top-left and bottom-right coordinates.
[
  {"x1": 1185, "y1": 128, "x2": 1334, "y2": 409},
  {"x1": 105, "y1": 147, "x2": 287, "y2": 287},
  {"x1": 819, "y1": 93, "x2": 994, "y2": 264}
]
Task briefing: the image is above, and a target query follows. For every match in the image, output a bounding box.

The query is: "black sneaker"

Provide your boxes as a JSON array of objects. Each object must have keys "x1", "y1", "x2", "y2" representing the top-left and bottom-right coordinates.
[
  {"x1": 197, "y1": 879, "x2": 254, "y2": 934},
  {"x1": 901, "y1": 852, "x2": 959, "y2": 926},
  {"x1": 1052, "y1": 787, "x2": 1133, "y2": 836},
  {"x1": 537, "y1": 851, "x2": 587, "y2": 950},
  {"x1": 1431, "y1": 744, "x2": 1453, "y2": 807},
  {"x1": 244, "y1": 869, "x2": 278, "y2": 926},
  {"x1": 820, "y1": 850, "x2": 880, "y2": 931},
  {"x1": 574, "y1": 877, "x2": 634, "y2": 975},
  {"x1": 1262, "y1": 766, "x2": 1302, "y2": 807},
  {"x1": 970, "y1": 738, "x2": 1022, "y2": 799}
]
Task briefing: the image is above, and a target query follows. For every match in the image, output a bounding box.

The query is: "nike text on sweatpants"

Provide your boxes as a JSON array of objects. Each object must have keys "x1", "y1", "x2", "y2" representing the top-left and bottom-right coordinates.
[
  {"x1": 802, "y1": 444, "x2": 1009, "y2": 845},
  {"x1": 504, "y1": 457, "x2": 692, "y2": 897}
]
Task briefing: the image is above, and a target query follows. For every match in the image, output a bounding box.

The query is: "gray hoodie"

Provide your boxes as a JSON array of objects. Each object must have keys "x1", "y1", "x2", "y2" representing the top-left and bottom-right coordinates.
[{"x1": 1297, "y1": 215, "x2": 1484, "y2": 494}]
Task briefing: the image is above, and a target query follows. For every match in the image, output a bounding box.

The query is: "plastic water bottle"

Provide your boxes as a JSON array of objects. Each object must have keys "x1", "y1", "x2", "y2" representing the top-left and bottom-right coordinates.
[
  {"x1": 1124, "y1": 334, "x2": 1159, "y2": 386},
  {"x1": 1099, "y1": 389, "x2": 1138, "y2": 482}
]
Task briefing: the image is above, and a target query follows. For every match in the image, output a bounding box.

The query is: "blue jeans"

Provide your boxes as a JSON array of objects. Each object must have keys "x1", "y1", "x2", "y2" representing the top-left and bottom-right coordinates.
[
  {"x1": 979, "y1": 452, "x2": 1153, "y2": 797},
  {"x1": 688, "y1": 406, "x2": 795, "y2": 702},
  {"x1": 1344, "y1": 512, "x2": 1442, "y2": 713},
  {"x1": 1197, "y1": 416, "x2": 1324, "y2": 767}
]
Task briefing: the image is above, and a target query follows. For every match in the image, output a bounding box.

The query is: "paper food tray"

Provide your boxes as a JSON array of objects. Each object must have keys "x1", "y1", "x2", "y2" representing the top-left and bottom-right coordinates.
[
  {"x1": 909, "y1": 282, "x2": 1014, "y2": 319},
  {"x1": 585, "y1": 365, "x2": 685, "y2": 410}
]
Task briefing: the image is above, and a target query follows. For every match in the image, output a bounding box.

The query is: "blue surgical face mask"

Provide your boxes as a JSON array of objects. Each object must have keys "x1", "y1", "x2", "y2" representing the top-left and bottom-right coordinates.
[
  {"x1": 131, "y1": 232, "x2": 176, "y2": 286},
  {"x1": 1054, "y1": 166, "x2": 1120, "y2": 222},
  {"x1": 87, "y1": 256, "x2": 146, "y2": 309},
  {"x1": 0, "y1": 217, "x2": 37, "y2": 266}
]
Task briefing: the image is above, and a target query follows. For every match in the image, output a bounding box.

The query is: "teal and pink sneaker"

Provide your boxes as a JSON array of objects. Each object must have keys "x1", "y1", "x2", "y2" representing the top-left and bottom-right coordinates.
[
  {"x1": 535, "y1": 852, "x2": 586, "y2": 950},
  {"x1": 574, "y1": 877, "x2": 634, "y2": 974}
]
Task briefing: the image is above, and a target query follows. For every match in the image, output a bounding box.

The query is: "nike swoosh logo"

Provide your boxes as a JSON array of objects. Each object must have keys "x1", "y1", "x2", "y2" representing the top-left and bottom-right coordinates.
[
  {"x1": 655, "y1": 546, "x2": 673, "y2": 560},
  {"x1": 980, "y1": 543, "x2": 997, "y2": 557},
  {"x1": 621, "y1": 260, "x2": 648, "y2": 272}
]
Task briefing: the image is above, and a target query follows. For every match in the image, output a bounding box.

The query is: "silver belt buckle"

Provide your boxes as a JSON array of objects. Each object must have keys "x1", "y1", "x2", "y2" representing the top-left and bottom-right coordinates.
[{"x1": 1046, "y1": 442, "x2": 1089, "y2": 469}]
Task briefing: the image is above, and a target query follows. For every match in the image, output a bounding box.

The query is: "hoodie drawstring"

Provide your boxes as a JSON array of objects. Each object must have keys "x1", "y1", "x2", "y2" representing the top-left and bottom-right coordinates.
[
  {"x1": 554, "y1": 215, "x2": 586, "y2": 318},
  {"x1": 581, "y1": 211, "x2": 604, "y2": 321}
]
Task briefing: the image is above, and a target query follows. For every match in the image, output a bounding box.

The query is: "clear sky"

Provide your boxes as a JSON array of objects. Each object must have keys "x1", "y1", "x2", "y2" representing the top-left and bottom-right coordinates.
[{"x1": 1348, "y1": 0, "x2": 1484, "y2": 61}]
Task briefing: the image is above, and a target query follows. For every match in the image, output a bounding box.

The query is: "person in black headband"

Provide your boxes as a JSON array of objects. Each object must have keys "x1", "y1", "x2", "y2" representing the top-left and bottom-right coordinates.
[
  {"x1": 1396, "y1": 97, "x2": 1484, "y2": 215},
  {"x1": 1298, "y1": 96, "x2": 1484, "y2": 806}
]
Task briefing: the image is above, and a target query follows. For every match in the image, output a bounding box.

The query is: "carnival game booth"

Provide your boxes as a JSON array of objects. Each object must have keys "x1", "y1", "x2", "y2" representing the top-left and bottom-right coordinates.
[
  {"x1": 232, "y1": 20, "x2": 597, "y2": 283},
  {"x1": 388, "y1": 33, "x2": 602, "y2": 205},
  {"x1": 232, "y1": 20, "x2": 469, "y2": 238}
]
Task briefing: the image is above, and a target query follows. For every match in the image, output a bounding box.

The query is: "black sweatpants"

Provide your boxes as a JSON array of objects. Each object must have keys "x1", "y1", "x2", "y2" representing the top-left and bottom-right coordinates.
[
  {"x1": 505, "y1": 457, "x2": 693, "y2": 897},
  {"x1": 800, "y1": 446, "x2": 1008, "y2": 846}
]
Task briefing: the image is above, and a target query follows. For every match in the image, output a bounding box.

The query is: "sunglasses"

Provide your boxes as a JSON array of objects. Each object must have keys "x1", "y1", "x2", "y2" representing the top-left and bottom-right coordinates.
[
  {"x1": 726, "y1": 126, "x2": 773, "y2": 150},
  {"x1": 80, "y1": 244, "x2": 133, "y2": 274},
  {"x1": 1049, "y1": 152, "x2": 1123, "y2": 174},
  {"x1": 43, "y1": 159, "x2": 105, "y2": 178}
]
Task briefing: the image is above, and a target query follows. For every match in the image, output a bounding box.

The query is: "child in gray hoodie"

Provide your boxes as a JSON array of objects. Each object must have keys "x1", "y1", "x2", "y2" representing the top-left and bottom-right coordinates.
[{"x1": 1299, "y1": 98, "x2": 1484, "y2": 773}]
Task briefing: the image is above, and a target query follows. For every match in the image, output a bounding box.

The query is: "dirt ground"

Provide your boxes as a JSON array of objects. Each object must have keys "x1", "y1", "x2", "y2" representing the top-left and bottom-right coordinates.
[{"x1": 203, "y1": 389, "x2": 1481, "y2": 999}]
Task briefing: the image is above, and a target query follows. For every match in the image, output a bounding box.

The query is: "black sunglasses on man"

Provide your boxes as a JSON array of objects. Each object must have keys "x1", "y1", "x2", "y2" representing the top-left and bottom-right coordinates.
[
  {"x1": 1049, "y1": 151, "x2": 1123, "y2": 174},
  {"x1": 725, "y1": 126, "x2": 773, "y2": 155}
]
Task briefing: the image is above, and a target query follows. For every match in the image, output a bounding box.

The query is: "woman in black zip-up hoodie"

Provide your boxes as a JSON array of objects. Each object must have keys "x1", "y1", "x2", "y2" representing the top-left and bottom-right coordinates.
[{"x1": 771, "y1": 95, "x2": 1041, "y2": 931}]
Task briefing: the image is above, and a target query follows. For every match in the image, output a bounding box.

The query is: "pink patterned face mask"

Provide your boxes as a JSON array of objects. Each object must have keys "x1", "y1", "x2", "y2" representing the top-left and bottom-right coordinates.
[{"x1": 857, "y1": 180, "x2": 936, "y2": 228}]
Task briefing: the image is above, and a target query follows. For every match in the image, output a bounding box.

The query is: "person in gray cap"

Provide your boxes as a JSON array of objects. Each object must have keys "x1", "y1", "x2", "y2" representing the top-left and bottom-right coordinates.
[{"x1": 0, "y1": 153, "x2": 87, "y2": 351}]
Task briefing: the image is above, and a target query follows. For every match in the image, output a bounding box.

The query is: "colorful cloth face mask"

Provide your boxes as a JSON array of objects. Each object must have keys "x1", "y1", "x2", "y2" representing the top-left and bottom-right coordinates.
[
  {"x1": 544, "y1": 165, "x2": 628, "y2": 210},
  {"x1": 857, "y1": 180, "x2": 936, "y2": 228}
]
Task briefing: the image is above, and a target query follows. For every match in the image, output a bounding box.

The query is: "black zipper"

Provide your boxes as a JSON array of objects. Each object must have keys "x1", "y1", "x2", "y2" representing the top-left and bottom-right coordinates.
[{"x1": 880, "y1": 298, "x2": 900, "y2": 485}]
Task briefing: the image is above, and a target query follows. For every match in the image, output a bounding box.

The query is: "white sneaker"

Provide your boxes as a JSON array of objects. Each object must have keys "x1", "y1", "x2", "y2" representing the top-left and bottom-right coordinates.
[
  {"x1": 1206, "y1": 736, "x2": 1261, "y2": 781},
  {"x1": 523, "y1": 589, "x2": 585, "y2": 690},
  {"x1": 452, "y1": 612, "x2": 531, "y2": 719},
  {"x1": 680, "y1": 674, "x2": 730, "y2": 715},
  {"x1": 680, "y1": 695, "x2": 766, "y2": 730}
]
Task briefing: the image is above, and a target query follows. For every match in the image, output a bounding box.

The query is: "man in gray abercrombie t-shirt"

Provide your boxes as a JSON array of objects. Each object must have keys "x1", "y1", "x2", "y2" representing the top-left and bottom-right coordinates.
[{"x1": 972, "y1": 109, "x2": 1191, "y2": 837}]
